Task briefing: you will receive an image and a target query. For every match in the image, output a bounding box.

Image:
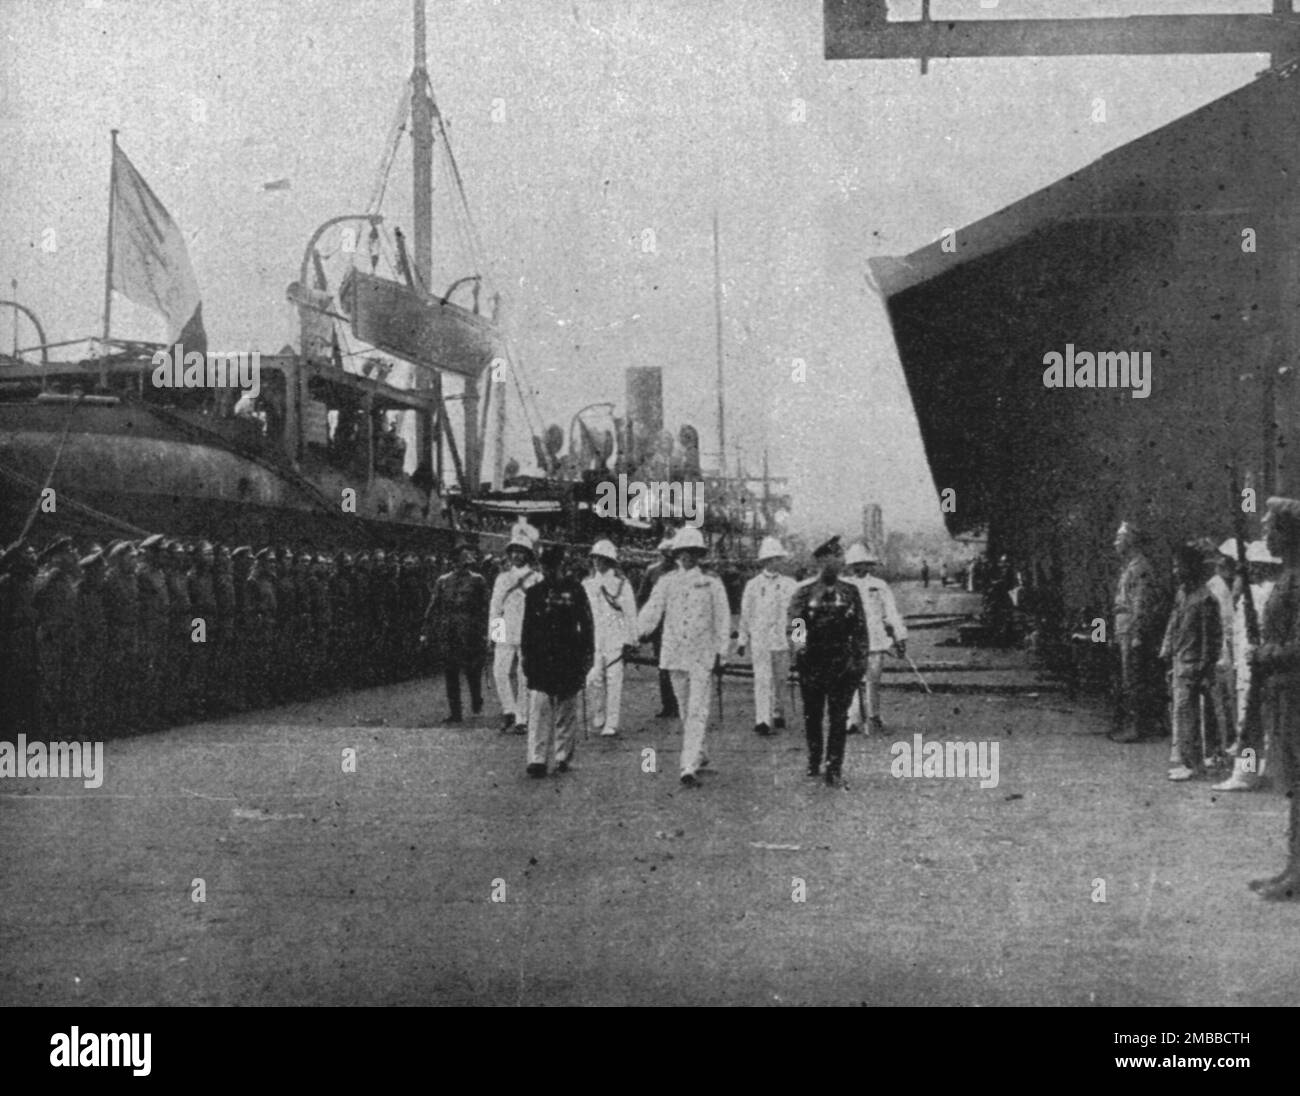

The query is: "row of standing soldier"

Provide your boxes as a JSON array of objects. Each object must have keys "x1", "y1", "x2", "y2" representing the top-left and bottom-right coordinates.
[{"x1": 0, "y1": 532, "x2": 502, "y2": 740}]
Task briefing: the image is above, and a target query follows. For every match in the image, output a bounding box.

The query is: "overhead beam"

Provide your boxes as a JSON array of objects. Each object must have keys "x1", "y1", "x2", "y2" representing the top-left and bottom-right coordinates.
[{"x1": 824, "y1": 1, "x2": 1300, "y2": 61}]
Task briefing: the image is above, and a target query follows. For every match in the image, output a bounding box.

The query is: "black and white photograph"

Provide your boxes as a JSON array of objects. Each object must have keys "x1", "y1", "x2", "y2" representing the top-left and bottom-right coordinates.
[{"x1": 1, "y1": 0, "x2": 1298, "y2": 1034}]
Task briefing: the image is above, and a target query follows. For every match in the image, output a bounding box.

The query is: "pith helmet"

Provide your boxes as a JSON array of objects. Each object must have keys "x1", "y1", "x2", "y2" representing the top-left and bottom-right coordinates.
[
  {"x1": 757, "y1": 536, "x2": 787, "y2": 561},
  {"x1": 507, "y1": 531, "x2": 536, "y2": 556},
  {"x1": 671, "y1": 526, "x2": 706, "y2": 554},
  {"x1": 589, "y1": 539, "x2": 619, "y2": 562},
  {"x1": 845, "y1": 542, "x2": 880, "y2": 566},
  {"x1": 1247, "y1": 539, "x2": 1282, "y2": 565}
]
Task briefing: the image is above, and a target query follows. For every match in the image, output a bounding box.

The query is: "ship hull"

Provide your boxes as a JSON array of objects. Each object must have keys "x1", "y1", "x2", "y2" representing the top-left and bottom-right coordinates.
[{"x1": 0, "y1": 399, "x2": 460, "y2": 551}]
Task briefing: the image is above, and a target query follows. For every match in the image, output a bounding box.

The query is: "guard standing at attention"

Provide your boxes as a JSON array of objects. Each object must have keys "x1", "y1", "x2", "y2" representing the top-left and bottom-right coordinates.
[
  {"x1": 1246, "y1": 496, "x2": 1300, "y2": 900},
  {"x1": 136, "y1": 534, "x2": 170, "y2": 728},
  {"x1": 1110, "y1": 520, "x2": 1168, "y2": 743}
]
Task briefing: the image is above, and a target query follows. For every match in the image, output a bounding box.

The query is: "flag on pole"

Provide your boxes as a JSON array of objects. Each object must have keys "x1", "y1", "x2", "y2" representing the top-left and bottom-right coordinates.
[{"x1": 110, "y1": 144, "x2": 206, "y2": 353}]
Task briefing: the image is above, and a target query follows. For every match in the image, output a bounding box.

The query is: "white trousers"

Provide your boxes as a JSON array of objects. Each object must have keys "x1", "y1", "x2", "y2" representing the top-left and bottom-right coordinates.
[
  {"x1": 586, "y1": 647, "x2": 625, "y2": 733},
  {"x1": 848, "y1": 653, "x2": 885, "y2": 726},
  {"x1": 751, "y1": 648, "x2": 790, "y2": 725},
  {"x1": 527, "y1": 690, "x2": 577, "y2": 767},
  {"x1": 669, "y1": 667, "x2": 712, "y2": 777},
  {"x1": 493, "y1": 643, "x2": 530, "y2": 722}
]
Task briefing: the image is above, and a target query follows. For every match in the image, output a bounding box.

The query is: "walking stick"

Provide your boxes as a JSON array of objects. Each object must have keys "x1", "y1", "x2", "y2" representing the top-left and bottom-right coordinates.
[
  {"x1": 714, "y1": 656, "x2": 725, "y2": 729},
  {"x1": 902, "y1": 650, "x2": 933, "y2": 695}
]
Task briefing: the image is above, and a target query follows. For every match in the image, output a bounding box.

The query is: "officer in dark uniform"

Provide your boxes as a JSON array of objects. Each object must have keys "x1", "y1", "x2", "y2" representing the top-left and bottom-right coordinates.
[
  {"x1": 521, "y1": 544, "x2": 594, "y2": 776},
  {"x1": 34, "y1": 535, "x2": 83, "y2": 737},
  {"x1": 136, "y1": 534, "x2": 170, "y2": 729},
  {"x1": 636, "y1": 537, "x2": 679, "y2": 718},
  {"x1": 0, "y1": 541, "x2": 41, "y2": 739},
  {"x1": 421, "y1": 544, "x2": 489, "y2": 722},
  {"x1": 103, "y1": 541, "x2": 140, "y2": 731},
  {"x1": 787, "y1": 536, "x2": 868, "y2": 786}
]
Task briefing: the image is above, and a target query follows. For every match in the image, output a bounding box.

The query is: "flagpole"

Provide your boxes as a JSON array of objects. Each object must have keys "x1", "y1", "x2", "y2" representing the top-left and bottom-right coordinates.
[{"x1": 101, "y1": 129, "x2": 119, "y2": 388}]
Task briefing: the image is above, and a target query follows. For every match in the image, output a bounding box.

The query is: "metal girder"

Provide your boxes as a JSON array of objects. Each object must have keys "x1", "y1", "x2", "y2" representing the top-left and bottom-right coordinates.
[{"x1": 824, "y1": 1, "x2": 1300, "y2": 61}]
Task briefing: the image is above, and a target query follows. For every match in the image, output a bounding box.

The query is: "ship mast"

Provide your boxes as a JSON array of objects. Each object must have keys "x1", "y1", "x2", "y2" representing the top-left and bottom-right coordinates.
[
  {"x1": 712, "y1": 210, "x2": 726, "y2": 526},
  {"x1": 100, "y1": 129, "x2": 120, "y2": 388},
  {"x1": 409, "y1": 0, "x2": 443, "y2": 490}
]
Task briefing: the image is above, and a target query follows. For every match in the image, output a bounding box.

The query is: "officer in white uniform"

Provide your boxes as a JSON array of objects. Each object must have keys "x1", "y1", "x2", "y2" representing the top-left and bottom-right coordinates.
[
  {"x1": 637, "y1": 526, "x2": 732, "y2": 786},
  {"x1": 737, "y1": 536, "x2": 797, "y2": 736},
  {"x1": 844, "y1": 542, "x2": 907, "y2": 734},
  {"x1": 489, "y1": 529, "x2": 541, "y2": 732},
  {"x1": 583, "y1": 539, "x2": 638, "y2": 737}
]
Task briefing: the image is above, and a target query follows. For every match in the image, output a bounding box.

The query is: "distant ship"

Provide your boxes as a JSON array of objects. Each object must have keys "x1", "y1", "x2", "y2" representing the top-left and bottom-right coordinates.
[
  {"x1": 1, "y1": 1, "x2": 504, "y2": 553},
  {"x1": 1, "y1": 2, "x2": 791, "y2": 565}
]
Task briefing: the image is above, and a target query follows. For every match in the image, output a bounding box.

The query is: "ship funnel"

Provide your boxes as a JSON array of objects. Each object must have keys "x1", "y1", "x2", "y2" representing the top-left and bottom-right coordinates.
[
  {"x1": 625, "y1": 367, "x2": 663, "y2": 469},
  {"x1": 677, "y1": 424, "x2": 700, "y2": 479}
]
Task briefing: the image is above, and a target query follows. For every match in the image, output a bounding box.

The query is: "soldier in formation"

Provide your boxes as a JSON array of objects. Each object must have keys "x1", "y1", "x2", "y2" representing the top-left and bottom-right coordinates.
[{"x1": 0, "y1": 531, "x2": 456, "y2": 738}]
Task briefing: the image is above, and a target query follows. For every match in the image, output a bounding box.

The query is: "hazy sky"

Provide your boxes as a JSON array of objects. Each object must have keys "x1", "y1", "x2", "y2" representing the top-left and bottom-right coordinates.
[{"x1": 0, "y1": 0, "x2": 1268, "y2": 535}]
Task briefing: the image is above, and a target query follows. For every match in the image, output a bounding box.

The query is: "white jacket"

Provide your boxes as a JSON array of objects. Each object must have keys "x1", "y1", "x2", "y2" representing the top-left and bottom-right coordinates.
[
  {"x1": 489, "y1": 566, "x2": 540, "y2": 645},
  {"x1": 846, "y1": 574, "x2": 907, "y2": 653},
  {"x1": 738, "y1": 570, "x2": 798, "y2": 653},
  {"x1": 637, "y1": 567, "x2": 732, "y2": 671},
  {"x1": 583, "y1": 572, "x2": 638, "y2": 652}
]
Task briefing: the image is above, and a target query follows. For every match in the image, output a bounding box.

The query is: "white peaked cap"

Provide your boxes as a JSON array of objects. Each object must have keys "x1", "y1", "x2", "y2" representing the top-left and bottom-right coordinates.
[
  {"x1": 589, "y1": 539, "x2": 619, "y2": 562},
  {"x1": 671, "y1": 526, "x2": 706, "y2": 552},
  {"x1": 507, "y1": 531, "x2": 536, "y2": 554},
  {"x1": 757, "y1": 536, "x2": 788, "y2": 560}
]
